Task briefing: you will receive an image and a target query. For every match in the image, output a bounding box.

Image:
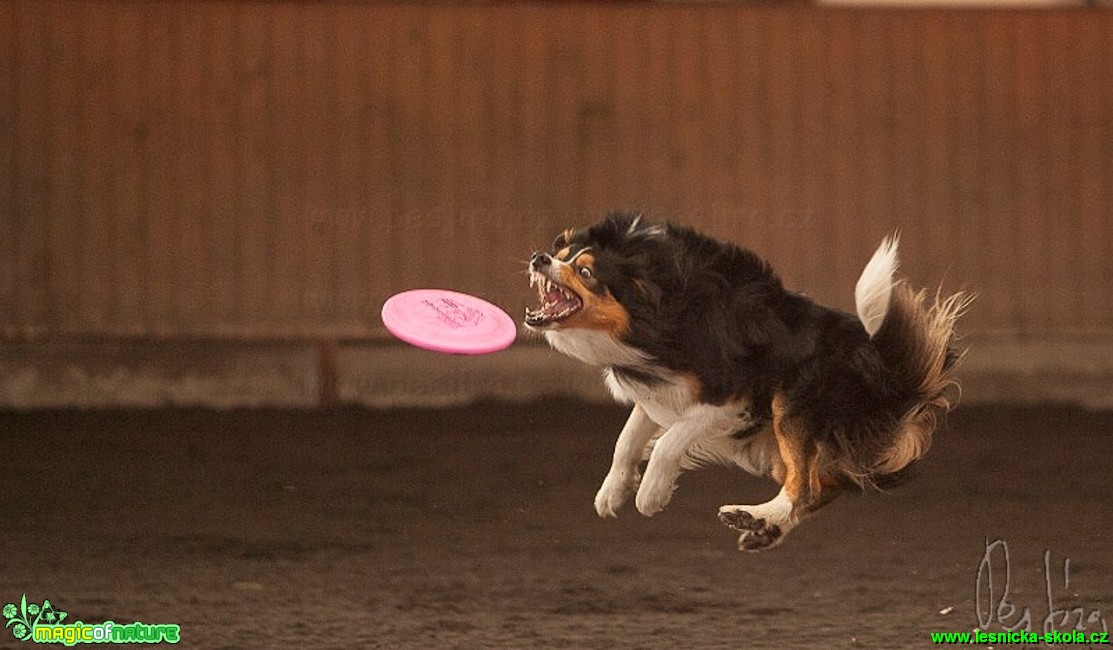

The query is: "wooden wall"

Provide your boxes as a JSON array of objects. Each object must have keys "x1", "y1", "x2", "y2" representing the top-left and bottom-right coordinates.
[{"x1": 2, "y1": 2, "x2": 1110, "y2": 341}]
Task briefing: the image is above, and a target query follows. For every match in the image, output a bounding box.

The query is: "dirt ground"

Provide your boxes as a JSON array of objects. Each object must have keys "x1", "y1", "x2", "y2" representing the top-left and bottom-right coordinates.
[{"x1": 1, "y1": 401, "x2": 1111, "y2": 649}]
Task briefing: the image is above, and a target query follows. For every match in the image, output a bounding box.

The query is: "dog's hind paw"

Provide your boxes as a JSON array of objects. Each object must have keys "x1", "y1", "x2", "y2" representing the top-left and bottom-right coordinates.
[{"x1": 718, "y1": 506, "x2": 784, "y2": 552}]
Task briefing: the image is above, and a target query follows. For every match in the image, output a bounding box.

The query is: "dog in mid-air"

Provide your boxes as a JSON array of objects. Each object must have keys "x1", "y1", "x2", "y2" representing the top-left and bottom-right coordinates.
[{"x1": 524, "y1": 212, "x2": 970, "y2": 551}]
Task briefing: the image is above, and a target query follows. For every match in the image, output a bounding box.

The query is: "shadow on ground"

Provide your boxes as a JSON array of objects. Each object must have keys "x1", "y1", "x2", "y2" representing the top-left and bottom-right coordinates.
[{"x1": 1, "y1": 402, "x2": 1110, "y2": 648}]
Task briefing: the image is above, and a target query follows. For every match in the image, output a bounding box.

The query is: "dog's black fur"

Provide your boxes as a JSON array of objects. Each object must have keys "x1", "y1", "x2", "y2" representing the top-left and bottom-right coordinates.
[
  {"x1": 528, "y1": 212, "x2": 970, "y2": 548},
  {"x1": 558, "y1": 213, "x2": 959, "y2": 479}
]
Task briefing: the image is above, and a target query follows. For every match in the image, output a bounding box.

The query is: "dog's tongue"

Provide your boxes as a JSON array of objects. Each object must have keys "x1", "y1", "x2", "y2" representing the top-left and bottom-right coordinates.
[
  {"x1": 526, "y1": 279, "x2": 582, "y2": 325},
  {"x1": 543, "y1": 287, "x2": 574, "y2": 311}
]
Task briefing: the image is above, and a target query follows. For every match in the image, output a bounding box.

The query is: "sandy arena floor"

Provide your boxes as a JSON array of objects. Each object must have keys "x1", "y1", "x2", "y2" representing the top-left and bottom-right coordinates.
[{"x1": 2, "y1": 402, "x2": 1111, "y2": 649}]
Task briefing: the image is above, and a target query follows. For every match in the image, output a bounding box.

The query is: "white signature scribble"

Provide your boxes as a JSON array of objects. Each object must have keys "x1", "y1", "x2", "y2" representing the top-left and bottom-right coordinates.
[{"x1": 975, "y1": 538, "x2": 1108, "y2": 639}]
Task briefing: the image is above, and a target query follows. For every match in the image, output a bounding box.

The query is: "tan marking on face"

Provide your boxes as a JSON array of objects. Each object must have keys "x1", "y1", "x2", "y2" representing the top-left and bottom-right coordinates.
[
  {"x1": 553, "y1": 262, "x2": 630, "y2": 336},
  {"x1": 556, "y1": 246, "x2": 572, "y2": 261}
]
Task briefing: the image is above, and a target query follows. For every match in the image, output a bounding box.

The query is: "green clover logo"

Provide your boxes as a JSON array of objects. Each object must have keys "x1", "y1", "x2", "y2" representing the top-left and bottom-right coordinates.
[{"x1": 4, "y1": 595, "x2": 67, "y2": 642}]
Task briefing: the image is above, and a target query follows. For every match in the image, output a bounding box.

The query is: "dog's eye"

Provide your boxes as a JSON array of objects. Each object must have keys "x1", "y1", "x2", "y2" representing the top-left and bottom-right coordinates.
[{"x1": 578, "y1": 266, "x2": 593, "y2": 280}]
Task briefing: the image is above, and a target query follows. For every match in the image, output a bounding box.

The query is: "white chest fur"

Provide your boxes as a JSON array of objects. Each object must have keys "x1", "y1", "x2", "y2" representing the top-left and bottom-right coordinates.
[
  {"x1": 603, "y1": 368, "x2": 697, "y2": 428},
  {"x1": 543, "y1": 329, "x2": 648, "y2": 368},
  {"x1": 545, "y1": 328, "x2": 754, "y2": 431}
]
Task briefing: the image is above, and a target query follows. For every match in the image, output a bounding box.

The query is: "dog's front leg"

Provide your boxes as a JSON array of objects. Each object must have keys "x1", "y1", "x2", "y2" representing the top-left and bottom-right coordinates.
[
  {"x1": 635, "y1": 404, "x2": 737, "y2": 516},
  {"x1": 595, "y1": 403, "x2": 660, "y2": 518}
]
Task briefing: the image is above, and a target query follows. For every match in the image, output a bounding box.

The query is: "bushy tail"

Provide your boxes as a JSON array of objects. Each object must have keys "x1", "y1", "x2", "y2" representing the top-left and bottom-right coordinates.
[
  {"x1": 854, "y1": 234, "x2": 900, "y2": 338},
  {"x1": 853, "y1": 236, "x2": 973, "y2": 475}
]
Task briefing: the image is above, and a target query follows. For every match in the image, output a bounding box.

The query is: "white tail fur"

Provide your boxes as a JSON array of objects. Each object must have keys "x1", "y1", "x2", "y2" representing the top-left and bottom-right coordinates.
[{"x1": 854, "y1": 234, "x2": 900, "y2": 337}]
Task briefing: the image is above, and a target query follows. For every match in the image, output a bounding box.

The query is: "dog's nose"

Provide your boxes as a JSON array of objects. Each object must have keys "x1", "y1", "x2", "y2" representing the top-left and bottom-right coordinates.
[{"x1": 530, "y1": 252, "x2": 552, "y2": 270}]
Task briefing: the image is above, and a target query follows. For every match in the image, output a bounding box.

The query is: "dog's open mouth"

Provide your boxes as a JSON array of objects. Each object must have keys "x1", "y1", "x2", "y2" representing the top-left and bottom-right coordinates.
[{"x1": 525, "y1": 274, "x2": 583, "y2": 327}]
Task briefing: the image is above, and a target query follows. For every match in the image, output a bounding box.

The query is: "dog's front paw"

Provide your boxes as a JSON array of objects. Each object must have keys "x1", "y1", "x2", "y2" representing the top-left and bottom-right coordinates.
[
  {"x1": 594, "y1": 471, "x2": 638, "y2": 518},
  {"x1": 634, "y1": 473, "x2": 675, "y2": 517}
]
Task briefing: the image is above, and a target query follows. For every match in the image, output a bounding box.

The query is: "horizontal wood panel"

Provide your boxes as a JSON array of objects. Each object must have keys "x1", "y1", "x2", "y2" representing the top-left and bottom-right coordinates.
[{"x1": 1, "y1": 3, "x2": 1110, "y2": 339}]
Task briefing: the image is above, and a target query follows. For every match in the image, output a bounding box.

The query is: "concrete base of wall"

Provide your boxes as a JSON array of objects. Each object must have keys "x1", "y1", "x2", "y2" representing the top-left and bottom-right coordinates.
[{"x1": 2, "y1": 338, "x2": 1112, "y2": 410}]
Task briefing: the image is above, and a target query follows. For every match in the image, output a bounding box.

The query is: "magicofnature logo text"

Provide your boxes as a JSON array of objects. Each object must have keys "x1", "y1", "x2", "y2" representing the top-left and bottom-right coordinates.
[{"x1": 4, "y1": 595, "x2": 180, "y2": 645}]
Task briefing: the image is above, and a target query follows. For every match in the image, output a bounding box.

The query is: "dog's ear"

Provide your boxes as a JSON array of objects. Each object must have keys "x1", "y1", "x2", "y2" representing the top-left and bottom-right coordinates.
[
  {"x1": 599, "y1": 211, "x2": 643, "y2": 239},
  {"x1": 617, "y1": 212, "x2": 666, "y2": 243},
  {"x1": 552, "y1": 228, "x2": 575, "y2": 252}
]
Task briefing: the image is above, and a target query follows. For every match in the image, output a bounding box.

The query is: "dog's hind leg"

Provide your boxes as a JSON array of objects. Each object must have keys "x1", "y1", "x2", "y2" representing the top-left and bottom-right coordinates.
[{"x1": 718, "y1": 393, "x2": 842, "y2": 551}]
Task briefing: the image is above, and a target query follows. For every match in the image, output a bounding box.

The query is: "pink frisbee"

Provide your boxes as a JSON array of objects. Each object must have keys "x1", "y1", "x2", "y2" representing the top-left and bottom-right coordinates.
[{"x1": 380, "y1": 289, "x2": 517, "y2": 355}]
